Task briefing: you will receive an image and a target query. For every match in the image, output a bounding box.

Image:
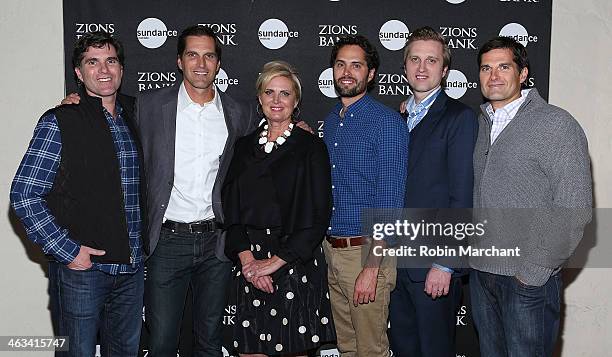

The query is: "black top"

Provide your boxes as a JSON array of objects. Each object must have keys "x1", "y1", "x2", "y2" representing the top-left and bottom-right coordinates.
[
  {"x1": 46, "y1": 90, "x2": 145, "y2": 264},
  {"x1": 222, "y1": 124, "x2": 332, "y2": 264}
]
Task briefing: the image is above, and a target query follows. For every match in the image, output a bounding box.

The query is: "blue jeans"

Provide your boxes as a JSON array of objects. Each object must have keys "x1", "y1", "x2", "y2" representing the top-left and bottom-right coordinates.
[
  {"x1": 48, "y1": 261, "x2": 144, "y2": 357},
  {"x1": 469, "y1": 270, "x2": 561, "y2": 357},
  {"x1": 145, "y1": 227, "x2": 231, "y2": 357}
]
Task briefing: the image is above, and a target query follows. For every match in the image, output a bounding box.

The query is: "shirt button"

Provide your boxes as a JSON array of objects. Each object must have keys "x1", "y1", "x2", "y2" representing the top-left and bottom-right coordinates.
[
  {"x1": 350, "y1": 114, "x2": 354, "y2": 118},
  {"x1": 334, "y1": 143, "x2": 338, "y2": 147},
  {"x1": 332, "y1": 207, "x2": 335, "y2": 210},
  {"x1": 331, "y1": 185, "x2": 335, "y2": 189},
  {"x1": 328, "y1": 226, "x2": 332, "y2": 230},
  {"x1": 332, "y1": 165, "x2": 336, "y2": 168},
  {"x1": 339, "y1": 123, "x2": 344, "y2": 127}
]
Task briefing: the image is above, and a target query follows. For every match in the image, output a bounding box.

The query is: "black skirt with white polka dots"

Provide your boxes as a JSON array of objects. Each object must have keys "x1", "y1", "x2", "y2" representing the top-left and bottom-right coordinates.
[{"x1": 232, "y1": 228, "x2": 336, "y2": 355}]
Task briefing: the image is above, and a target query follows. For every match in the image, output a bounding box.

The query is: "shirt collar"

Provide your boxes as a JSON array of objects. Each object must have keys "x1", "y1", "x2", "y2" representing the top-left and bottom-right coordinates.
[
  {"x1": 407, "y1": 86, "x2": 441, "y2": 114},
  {"x1": 177, "y1": 82, "x2": 223, "y2": 113},
  {"x1": 102, "y1": 102, "x2": 123, "y2": 120},
  {"x1": 333, "y1": 93, "x2": 374, "y2": 117},
  {"x1": 485, "y1": 88, "x2": 531, "y2": 119}
]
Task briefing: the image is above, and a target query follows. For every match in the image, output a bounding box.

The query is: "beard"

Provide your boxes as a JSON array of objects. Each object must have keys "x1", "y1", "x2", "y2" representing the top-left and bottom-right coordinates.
[{"x1": 333, "y1": 76, "x2": 368, "y2": 98}]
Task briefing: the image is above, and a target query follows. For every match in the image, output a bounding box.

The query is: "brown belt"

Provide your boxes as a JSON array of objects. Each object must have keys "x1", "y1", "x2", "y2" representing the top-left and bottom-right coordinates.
[{"x1": 325, "y1": 235, "x2": 369, "y2": 248}]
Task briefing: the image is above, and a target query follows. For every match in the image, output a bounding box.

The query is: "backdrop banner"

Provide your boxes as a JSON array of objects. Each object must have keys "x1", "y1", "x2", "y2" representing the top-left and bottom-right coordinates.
[{"x1": 63, "y1": 1, "x2": 552, "y2": 356}]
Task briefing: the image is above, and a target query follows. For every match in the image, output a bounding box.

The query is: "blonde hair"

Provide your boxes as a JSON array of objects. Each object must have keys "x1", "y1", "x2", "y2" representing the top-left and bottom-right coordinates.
[{"x1": 255, "y1": 60, "x2": 302, "y2": 103}]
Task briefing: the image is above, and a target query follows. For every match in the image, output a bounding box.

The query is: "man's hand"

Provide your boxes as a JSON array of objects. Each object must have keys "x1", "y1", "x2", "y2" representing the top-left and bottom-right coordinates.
[
  {"x1": 58, "y1": 93, "x2": 81, "y2": 106},
  {"x1": 66, "y1": 245, "x2": 105, "y2": 270},
  {"x1": 353, "y1": 267, "x2": 379, "y2": 306},
  {"x1": 424, "y1": 266, "x2": 451, "y2": 299},
  {"x1": 399, "y1": 99, "x2": 408, "y2": 114},
  {"x1": 296, "y1": 120, "x2": 314, "y2": 134}
]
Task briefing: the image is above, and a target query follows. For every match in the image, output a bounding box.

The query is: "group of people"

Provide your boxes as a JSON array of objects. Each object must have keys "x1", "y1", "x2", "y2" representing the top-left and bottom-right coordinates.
[{"x1": 10, "y1": 22, "x2": 591, "y2": 357}]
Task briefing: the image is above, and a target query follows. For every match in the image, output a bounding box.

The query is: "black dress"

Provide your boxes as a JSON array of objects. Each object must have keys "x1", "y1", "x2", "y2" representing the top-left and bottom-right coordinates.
[{"x1": 223, "y1": 125, "x2": 336, "y2": 355}]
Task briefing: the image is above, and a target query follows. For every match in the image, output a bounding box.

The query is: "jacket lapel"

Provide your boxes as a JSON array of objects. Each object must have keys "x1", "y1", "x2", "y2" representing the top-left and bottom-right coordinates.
[
  {"x1": 212, "y1": 91, "x2": 240, "y2": 221},
  {"x1": 161, "y1": 85, "x2": 179, "y2": 176},
  {"x1": 407, "y1": 92, "x2": 448, "y2": 174}
]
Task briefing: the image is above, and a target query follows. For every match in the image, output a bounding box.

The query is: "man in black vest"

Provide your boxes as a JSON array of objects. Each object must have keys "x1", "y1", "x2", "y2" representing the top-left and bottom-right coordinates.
[{"x1": 10, "y1": 32, "x2": 144, "y2": 357}]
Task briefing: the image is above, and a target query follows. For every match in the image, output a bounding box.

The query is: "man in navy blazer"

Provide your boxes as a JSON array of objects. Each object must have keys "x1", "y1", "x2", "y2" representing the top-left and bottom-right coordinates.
[{"x1": 388, "y1": 27, "x2": 478, "y2": 357}]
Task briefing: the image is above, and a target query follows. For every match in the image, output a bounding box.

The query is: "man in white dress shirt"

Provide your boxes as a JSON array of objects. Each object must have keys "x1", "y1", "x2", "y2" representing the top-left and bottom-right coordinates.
[{"x1": 137, "y1": 25, "x2": 257, "y2": 357}]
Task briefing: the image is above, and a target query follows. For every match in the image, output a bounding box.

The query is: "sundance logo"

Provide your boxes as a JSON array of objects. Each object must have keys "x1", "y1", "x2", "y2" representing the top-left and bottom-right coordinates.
[
  {"x1": 318, "y1": 68, "x2": 338, "y2": 98},
  {"x1": 199, "y1": 23, "x2": 238, "y2": 45},
  {"x1": 444, "y1": 69, "x2": 477, "y2": 99},
  {"x1": 258, "y1": 19, "x2": 298, "y2": 50},
  {"x1": 137, "y1": 18, "x2": 178, "y2": 49},
  {"x1": 379, "y1": 20, "x2": 410, "y2": 51},
  {"x1": 215, "y1": 68, "x2": 239, "y2": 93},
  {"x1": 318, "y1": 24, "x2": 358, "y2": 46},
  {"x1": 499, "y1": 23, "x2": 538, "y2": 47},
  {"x1": 75, "y1": 23, "x2": 114, "y2": 38}
]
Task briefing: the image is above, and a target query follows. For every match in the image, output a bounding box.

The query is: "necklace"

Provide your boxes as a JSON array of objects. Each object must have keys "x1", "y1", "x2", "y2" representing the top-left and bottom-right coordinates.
[{"x1": 258, "y1": 122, "x2": 294, "y2": 153}]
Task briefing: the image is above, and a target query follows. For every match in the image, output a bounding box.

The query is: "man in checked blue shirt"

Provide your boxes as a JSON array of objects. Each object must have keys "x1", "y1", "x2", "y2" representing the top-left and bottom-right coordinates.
[
  {"x1": 10, "y1": 32, "x2": 144, "y2": 357},
  {"x1": 322, "y1": 35, "x2": 408, "y2": 357}
]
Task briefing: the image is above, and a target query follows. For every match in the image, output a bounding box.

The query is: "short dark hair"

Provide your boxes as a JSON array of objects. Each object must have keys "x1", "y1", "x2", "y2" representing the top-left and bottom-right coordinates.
[
  {"x1": 478, "y1": 36, "x2": 530, "y2": 87},
  {"x1": 330, "y1": 35, "x2": 380, "y2": 90},
  {"x1": 177, "y1": 25, "x2": 222, "y2": 62},
  {"x1": 72, "y1": 31, "x2": 124, "y2": 69}
]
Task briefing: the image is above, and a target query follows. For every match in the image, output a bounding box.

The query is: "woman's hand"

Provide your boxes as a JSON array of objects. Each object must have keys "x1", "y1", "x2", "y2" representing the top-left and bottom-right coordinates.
[
  {"x1": 251, "y1": 256, "x2": 287, "y2": 278},
  {"x1": 238, "y1": 251, "x2": 257, "y2": 282},
  {"x1": 252, "y1": 275, "x2": 275, "y2": 293}
]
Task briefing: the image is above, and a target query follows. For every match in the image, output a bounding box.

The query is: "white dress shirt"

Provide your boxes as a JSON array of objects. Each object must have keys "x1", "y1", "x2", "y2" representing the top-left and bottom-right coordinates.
[{"x1": 164, "y1": 83, "x2": 228, "y2": 223}]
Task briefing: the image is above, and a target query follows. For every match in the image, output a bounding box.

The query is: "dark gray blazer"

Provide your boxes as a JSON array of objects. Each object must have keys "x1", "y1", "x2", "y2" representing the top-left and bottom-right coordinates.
[{"x1": 135, "y1": 84, "x2": 258, "y2": 261}]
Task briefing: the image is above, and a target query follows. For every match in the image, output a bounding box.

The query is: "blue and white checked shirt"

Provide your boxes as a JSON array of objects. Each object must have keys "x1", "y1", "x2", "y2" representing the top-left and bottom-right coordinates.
[
  {"x1": 323, "y1": 94, "x2": 408, "y2": 236},
  {"x1": 486, "y1": 89, "x2": 531, "y2": 144},
  {"x1": 10, "y1": 104, "x2": 142, "y2": 275}
]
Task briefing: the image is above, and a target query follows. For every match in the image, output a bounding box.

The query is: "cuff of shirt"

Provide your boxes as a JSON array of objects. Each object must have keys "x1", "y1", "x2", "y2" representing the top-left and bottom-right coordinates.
[
  {"x1": 45, "y1": 236, "x2": 80, "y2": 265},
  {"x1": 432, "y1": 263, "x2": 454, "y2": 274}
]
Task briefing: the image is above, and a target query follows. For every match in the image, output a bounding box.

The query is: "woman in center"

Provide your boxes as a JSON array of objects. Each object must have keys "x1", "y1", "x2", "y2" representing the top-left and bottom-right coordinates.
[{"x1": 223, "y1": 61, "x2": 336, "y2": 356}]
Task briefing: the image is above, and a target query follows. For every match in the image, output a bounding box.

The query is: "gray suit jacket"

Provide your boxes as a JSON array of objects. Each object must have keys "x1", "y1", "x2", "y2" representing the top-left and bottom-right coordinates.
[{"x1": 135, "y1": 84, "x2": 257, "y2": 261}]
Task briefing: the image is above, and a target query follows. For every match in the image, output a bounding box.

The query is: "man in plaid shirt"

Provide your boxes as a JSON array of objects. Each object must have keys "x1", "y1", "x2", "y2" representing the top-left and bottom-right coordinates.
[{"x1": 10, "y1": 32, "x2": 144, "y2": 357}]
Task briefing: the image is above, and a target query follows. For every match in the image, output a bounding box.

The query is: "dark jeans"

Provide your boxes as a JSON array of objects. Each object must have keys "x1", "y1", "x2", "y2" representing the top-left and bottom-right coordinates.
[
  {"x1": 388, "y1": 268, "x2": 461, "y2": 357},
  {"x1": 145, "y1": 227, "x2": 231, "y2": 357},
  {"x1": 48, "y1": 261, "x2": 144, "y2": 357},
  {"x1": 469, "y1": 270, "x2": 562, "y2": 357}
]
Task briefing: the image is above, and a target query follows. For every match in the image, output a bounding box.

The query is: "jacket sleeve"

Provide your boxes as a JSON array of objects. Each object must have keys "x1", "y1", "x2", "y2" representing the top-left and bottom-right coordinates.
[
  {"x1": 518, "y1": 111, "x2": 592, "y2": 286},
  {"x1": 277, "y1": 139, "x2": 332, "y2": 263},
  {"x1": 222, "y1": 141, "x2": 251, "y2": 263}
]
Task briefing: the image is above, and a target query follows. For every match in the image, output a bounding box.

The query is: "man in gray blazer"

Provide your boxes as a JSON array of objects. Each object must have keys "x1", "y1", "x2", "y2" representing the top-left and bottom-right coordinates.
[{"x1": 137, "y1": 25, "x2": 257, "y2": 356}]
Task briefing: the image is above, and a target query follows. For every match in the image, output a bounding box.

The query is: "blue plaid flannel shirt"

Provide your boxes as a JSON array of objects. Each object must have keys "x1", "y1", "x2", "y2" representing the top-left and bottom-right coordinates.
[{"x1": 10, "y1": 104, "x2": 142, "y2": 275}]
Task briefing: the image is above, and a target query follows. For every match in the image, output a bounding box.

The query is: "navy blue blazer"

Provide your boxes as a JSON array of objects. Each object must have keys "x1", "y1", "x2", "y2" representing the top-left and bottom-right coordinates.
[{"x1": 402, "y1": 91, "x2": 478, "y2": 281}]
